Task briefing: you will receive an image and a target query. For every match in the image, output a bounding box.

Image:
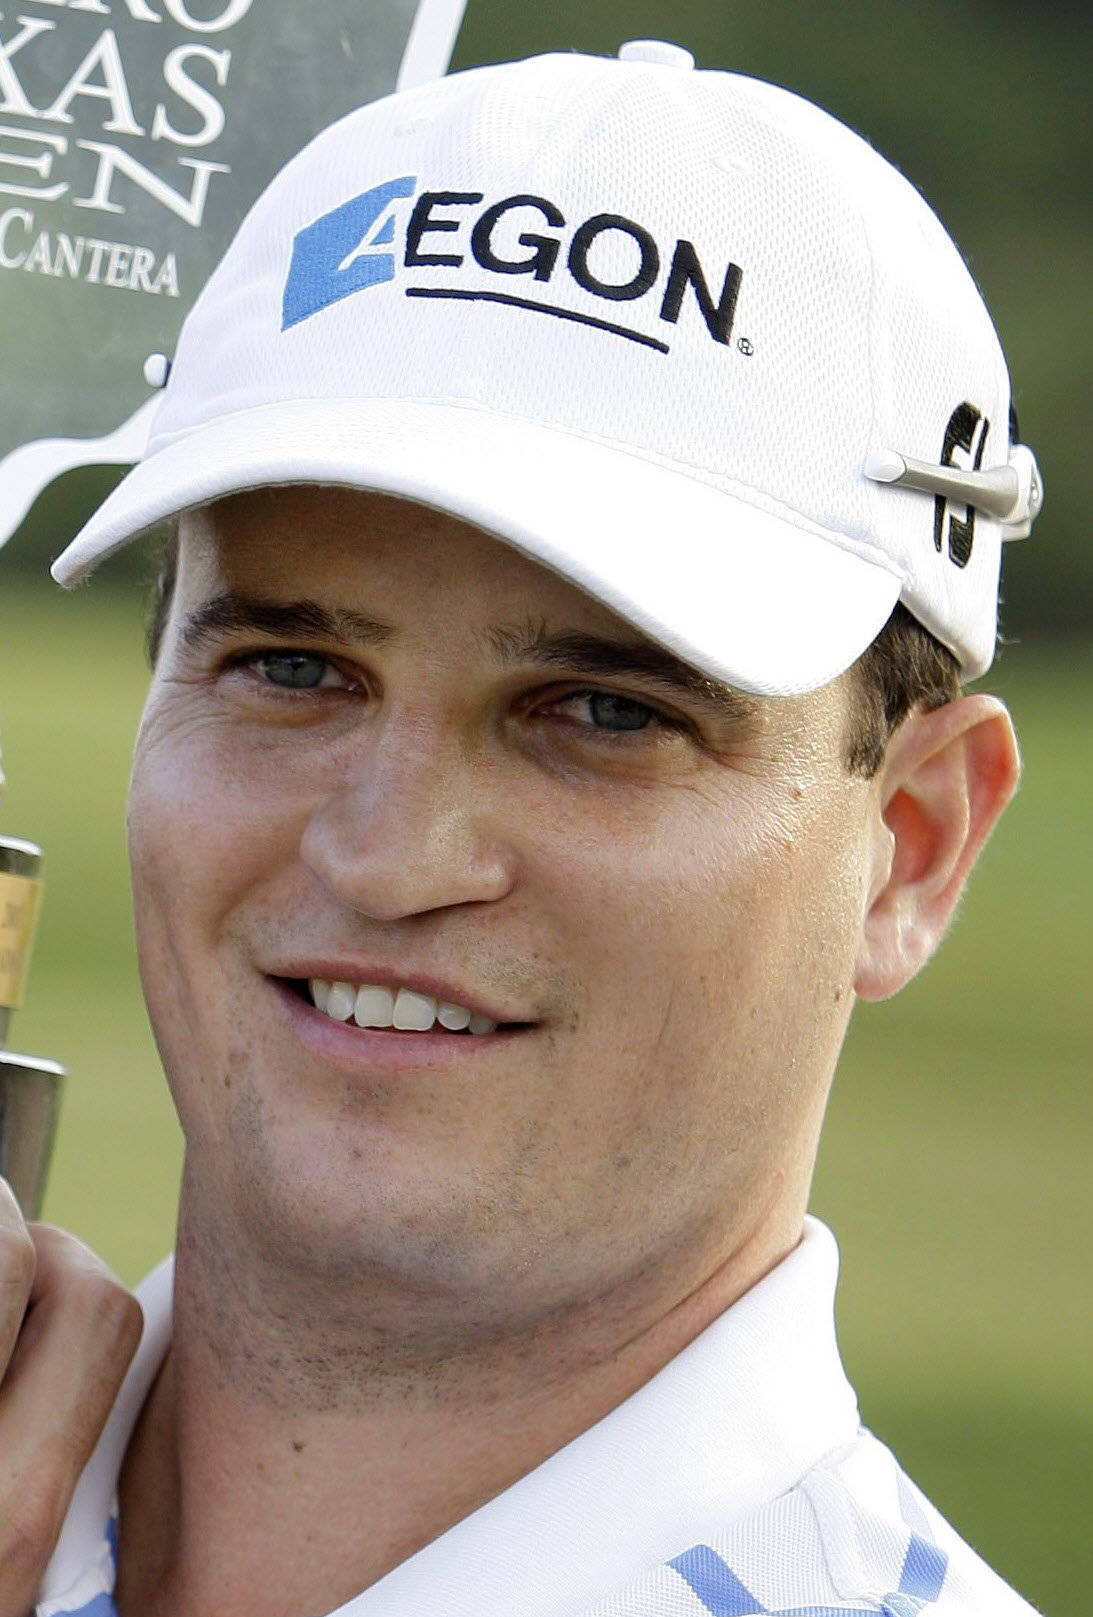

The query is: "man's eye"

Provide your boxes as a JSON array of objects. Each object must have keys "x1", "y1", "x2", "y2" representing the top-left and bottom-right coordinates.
[
  {"x1": 569, "y1": 691, "x2": 658, "y2": 731},
  {"x1": 252, "y1": 652, "x2": 347, "y2": 690}
]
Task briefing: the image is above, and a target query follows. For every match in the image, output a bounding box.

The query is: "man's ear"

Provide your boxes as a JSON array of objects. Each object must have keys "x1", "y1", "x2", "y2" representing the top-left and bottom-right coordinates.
[{"x1": 854, "y1": 694, "x2": 1020, "y2": 1002}]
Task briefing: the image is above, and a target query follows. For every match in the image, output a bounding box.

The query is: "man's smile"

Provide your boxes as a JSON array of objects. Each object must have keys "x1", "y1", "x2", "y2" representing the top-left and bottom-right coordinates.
[
  {"x1": 309, "y1": 980, "x2": 499, "y2": 1035},
  {"x1": 264, "y1": 966, "x2": 535, "y2": 1067}
]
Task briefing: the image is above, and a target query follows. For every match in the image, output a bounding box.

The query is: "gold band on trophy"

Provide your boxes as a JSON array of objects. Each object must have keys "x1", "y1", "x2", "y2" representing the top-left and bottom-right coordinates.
[
  {"x1": 0, "y1": 858, "x2": 43, "y2": 1011},
  {"x1": 0, "y1": 836, "x2": 64, "y2": 1217}
]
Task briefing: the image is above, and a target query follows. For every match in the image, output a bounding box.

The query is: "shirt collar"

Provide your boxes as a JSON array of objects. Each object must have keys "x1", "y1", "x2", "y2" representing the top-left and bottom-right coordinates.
[{"x1": 41, "y1": 1216, "x2": 859, "y2": 1617}]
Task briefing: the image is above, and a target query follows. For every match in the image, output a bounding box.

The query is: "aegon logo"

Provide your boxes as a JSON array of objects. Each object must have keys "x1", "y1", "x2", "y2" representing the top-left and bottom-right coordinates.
[{"x1": 282, "y1": 175, "x2": 744, "y2": 355}]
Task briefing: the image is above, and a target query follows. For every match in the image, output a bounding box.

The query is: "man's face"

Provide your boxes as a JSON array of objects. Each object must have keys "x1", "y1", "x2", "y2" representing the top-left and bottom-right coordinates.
[{"x1": 129, "y1": 488, "x2": 879, "y2": 1336}]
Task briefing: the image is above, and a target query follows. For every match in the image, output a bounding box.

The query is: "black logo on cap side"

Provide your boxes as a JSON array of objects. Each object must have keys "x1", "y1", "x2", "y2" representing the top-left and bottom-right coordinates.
[{"x1": 934, "y1": 402, "x2": 990, "y2": 568}]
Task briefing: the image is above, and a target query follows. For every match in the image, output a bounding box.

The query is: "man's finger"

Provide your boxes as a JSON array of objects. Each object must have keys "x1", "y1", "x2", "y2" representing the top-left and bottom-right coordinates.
[
  {"x1": 0, "y1": 1176, "x2": 36, "y2": 1377},
  {"x1": 0, "y1": 1219, "x2": 142, "y2": 1616}
]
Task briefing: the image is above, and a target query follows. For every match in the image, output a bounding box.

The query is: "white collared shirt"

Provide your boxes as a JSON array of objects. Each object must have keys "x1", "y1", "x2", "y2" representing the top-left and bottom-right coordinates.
[{"x1": 36, "y1": 1218, "x2": 1039, "y2": 1617}]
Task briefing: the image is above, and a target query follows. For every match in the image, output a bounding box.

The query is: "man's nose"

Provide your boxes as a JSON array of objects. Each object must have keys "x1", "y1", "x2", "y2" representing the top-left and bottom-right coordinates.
[{"x1": 298, "y1": 721, "x2": 516, "y2": 921}]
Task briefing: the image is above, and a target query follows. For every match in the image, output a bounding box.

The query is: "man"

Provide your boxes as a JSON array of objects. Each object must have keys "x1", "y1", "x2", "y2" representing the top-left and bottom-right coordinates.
[{"x1": 0, "y1": 39, "x2": 1044, "y2": 1617}]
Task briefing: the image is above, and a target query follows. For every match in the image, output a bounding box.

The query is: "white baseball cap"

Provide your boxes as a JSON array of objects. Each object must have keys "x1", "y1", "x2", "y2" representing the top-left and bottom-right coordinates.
[{"x1": 52, "y1": 40, "x2": 1042, "y2": 696}]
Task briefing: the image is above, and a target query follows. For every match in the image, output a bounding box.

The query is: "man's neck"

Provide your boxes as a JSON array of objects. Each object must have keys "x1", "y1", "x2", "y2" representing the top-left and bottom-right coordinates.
[{"x1": 115, "y1": 1205, "x2": 802, "y2": 1617}]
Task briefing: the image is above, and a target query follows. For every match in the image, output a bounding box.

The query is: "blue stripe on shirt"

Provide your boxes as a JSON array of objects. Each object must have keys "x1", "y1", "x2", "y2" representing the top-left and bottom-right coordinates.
[
  {"x1": 668, "y1": 1505, "x2": 950, "y2": 1616},
  {"x1": 670, "y1": 1544, "x2": 766, "y2": 1614},
  {"x1": 899, "y1": 1531, "x2": 948, "y2": 1601},
  {"x1": 49, "y1": 1597, "x2": 119, "y2": 1617}
]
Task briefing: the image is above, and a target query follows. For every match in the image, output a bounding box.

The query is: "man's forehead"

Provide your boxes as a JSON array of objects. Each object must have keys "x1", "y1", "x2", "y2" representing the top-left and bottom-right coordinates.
[{"x1": 178, "y1": 485, "x2": 589, "y2": 599}]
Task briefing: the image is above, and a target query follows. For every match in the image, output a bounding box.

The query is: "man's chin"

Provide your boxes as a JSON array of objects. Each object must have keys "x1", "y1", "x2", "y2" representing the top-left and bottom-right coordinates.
[{"x1": 183, "y1": 1128, "x2": 535, "y2": 1310}]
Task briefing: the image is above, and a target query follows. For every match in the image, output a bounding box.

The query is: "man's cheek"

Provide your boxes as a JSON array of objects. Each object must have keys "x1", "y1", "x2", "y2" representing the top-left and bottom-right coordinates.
[{"x1": 131, "y1": 740, "x2": 270, "y2": 904}]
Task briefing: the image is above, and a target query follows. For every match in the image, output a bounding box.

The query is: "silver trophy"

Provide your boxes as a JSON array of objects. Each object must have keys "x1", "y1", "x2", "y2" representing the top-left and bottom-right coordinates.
[{"x1": 0, "y1": 835, "x2": 63, "y2": 1218}]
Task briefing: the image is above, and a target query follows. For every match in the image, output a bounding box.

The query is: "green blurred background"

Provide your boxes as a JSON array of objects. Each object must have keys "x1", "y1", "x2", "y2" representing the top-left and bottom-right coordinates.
[{"x1": 1, "y1": 1, "x2": 1089, "y2": 1613}]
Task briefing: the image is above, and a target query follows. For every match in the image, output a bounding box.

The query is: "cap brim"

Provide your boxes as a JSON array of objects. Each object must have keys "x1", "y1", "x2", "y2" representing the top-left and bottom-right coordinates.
[{"x1": 52, "y1": 398, "x2": 902, "y2": 696}]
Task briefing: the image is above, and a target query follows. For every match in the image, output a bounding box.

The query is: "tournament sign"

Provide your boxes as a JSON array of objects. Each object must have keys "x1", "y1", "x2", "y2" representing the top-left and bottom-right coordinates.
[{"x1": 0, "y1": 0, "x2": 467, "y2": 547}]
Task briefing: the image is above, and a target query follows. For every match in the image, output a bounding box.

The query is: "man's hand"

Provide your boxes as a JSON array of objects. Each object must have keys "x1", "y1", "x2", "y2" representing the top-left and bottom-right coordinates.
[{"x1": 0, "y1": 1177, "x2": 142, "y2": 1617}]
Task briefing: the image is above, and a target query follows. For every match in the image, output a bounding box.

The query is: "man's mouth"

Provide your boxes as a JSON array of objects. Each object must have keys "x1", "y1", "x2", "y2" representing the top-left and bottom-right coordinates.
[{"x1": 303, "y1": 979, "x2": 500, "y2": 1035}]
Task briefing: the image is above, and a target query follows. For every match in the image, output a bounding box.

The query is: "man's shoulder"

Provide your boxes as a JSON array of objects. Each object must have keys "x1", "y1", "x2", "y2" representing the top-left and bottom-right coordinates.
[{"x1": 576, "y1": 1430, "x2": 1041, "y2": 1617}]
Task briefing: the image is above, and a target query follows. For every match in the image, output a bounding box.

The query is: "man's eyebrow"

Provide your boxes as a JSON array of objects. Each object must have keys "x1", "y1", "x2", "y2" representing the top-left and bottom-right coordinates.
[
  {"x1": 486, "y1": 623, "x2": 759, "y2": 722},
  {"x1": 180, "y1": 593, "x2": 394, "y2": 651}
]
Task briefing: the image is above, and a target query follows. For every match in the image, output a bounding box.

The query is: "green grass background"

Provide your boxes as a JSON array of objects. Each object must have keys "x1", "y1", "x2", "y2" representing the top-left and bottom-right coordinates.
[{"x1": 1, "y1": 572, "x2": 1089, "y2": 1615}]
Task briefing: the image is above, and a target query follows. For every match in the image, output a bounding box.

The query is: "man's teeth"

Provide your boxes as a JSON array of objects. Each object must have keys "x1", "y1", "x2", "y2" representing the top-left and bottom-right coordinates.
[{"x1": 308, "y1": 979, "x2": 497, "y2": 1034}]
